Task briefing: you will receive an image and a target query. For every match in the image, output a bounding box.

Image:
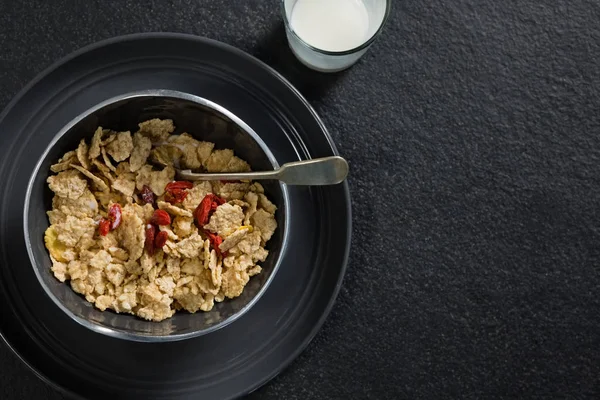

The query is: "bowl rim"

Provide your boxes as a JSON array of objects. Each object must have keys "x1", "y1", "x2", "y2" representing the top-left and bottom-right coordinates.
[{"x1": 23, "y1": 89, "x2": 291, "y2": 342}]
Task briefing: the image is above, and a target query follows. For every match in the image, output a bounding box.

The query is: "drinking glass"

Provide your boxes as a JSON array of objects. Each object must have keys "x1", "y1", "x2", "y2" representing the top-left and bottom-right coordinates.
[{"x1": 281, "y1": 0, "x2": 391, "y2": 72}]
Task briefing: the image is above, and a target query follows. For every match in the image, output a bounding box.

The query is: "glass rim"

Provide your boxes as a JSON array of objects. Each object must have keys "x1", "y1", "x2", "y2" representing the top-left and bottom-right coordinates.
[{"x1": 280, "y1": 0, "x2": 392, "y2": 56}]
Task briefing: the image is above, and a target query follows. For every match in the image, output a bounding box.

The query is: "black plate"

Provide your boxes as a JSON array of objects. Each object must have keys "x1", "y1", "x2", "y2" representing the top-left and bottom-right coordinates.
[{"x1": 0, "y1": 33, "x2": 351, "y2": 399}]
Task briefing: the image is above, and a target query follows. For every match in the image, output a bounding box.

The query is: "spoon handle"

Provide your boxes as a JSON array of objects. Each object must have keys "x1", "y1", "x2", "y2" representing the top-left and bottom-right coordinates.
[{"x1": 177, "y1": 156, "x2": 349, "y2": 186}]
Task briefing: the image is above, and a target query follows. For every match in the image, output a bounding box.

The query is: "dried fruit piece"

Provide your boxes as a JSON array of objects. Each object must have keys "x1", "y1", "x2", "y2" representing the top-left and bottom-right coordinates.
[
  {"x1": 194, "y1": 195, "x2": 213, "y2": 227},
  {"x1": 98, "y1": 218, "x2": 111, "y2": 236},
  {"x1": 214, "y1": 195, "x2": 226, "y2": 206},
  {"x1": 150, "y1": 209, "x2": 171, "y2": 226},
  {"x1": 164, "y1": 188, "x2": 188, "y2": 204},
  {"x1": 165, "y1": 181, "x2": 193, "y2": 191},
  {"x1": 206, "y1": 231, "x2": 225, "y2": 258},
  {"x1": 140, "y1": 185, "x2": 156, "y2": 205},
  {"x1": 164, "y1": 181, "x2": 193, "y2": 204},
  {"x1": 108, "y1": 203, "x2": 122, "y2": 230},
  {"x1": 145, "y1": 224, "x2": 156, "y2": 255},
  {"x1": 154, "y1": 230, "x2": 168, "y2": 249},
  {"x1": 194, "y1": 193, "x2": 226, "y2": 227}
]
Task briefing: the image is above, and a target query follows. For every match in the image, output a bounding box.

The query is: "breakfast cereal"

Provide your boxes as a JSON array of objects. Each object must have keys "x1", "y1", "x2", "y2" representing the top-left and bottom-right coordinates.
[{"x1": 43, "y1": 119, "x2": 277, "y2": 322}]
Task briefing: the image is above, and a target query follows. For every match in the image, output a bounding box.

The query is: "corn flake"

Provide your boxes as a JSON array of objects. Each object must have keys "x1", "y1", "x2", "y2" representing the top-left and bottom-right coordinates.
[
  {"x1": 117, "y1": 205, "x2": 145, "y2": 261},
  {"x1": 112, "y1": 176, "x2": 136, "y2": 197},
  {"x1": 47, "y1": 209, "x2": 67, "y2": 225},
  {"x1": 221, "y1": 267, "x2": 250, "y2": 298},
  {"x1": 168, "y1": 133, "x2": 203, "y2": 169},
  {"x1": 50, "y1": 150, "x2": 77, "y2": 173},
  {"x1": 181, "y1": 181, "x2": 212, "y2": 211},
  {"x1": 150, "y1": 145, "x2": 182, "y2": 167},
  {"x1": 138, "y1": 118, "x2": 175, "y2": 142},
  {"x1": 204, "y1": 149, "x2": 233, "y2": 172},
  {"x1": 76, "y1": 139, "x2": 91, "y2": 170},
  {"x1": 105, "y1": 131, "x2": 133, "y2": 162},
  {"x1": 251, "y1": 209, "x2": 277, "y2": 244},
  {"x1": 47, "y1": 169, "x2": 88, "y2": 199},
  {"x1": 214, "y1": 182, "x2": 250, "y2": 200},
  {"x1": 53, "y1": 216, "x2": 95, "y2": 248},
  {"x1": 172, "y1": 216, "x2": 194, "y2": 238},
  {"x1": 51, "y1": 257, "x2": 69, "y2": 282},
  {"x1": 196, "y1": 141, "x2": 215, "y2": 165},
  {"x1": 157, "y1": 200, "x2": 193, "y2": 218},
  {"x1": 166, "y1": 232, "x2": 204, "y2": 259},
  {"x1": 130, "y1": 132, "x2": 152, "y2": 172},
  {"x1": 258, "y1": 193, "x2": 277, "y2": 214},
  {"x1": 88, "y1": 127, "x2": 103, "y2": 159},
  {"x1": 149, "y1": 166, "x2": 175, "y2": 196},
  {"x1": 203, "y1": 203, "x2": 244, "y2": 237},
  {"x1": 71, "y1": 164, "x2": 109, "y2": 192},
  {"x1": 92, "y1": 159, "x2": 115, "y2": 182},
  {"x1": 101, "y1": 147, "x2": 117, "y2": 172},
  {"x1": 225, "y1": 156, "x2": 251, "y2": 172},
  {"x1": 45, "y1": 226, "x2": 69, "y2": 262},
  {"x1": 219, "y1": 227, "x2": 250, "y2": 252},
  {"x1": 52, "y1": 189, "x2": 98, "y2": 219}
]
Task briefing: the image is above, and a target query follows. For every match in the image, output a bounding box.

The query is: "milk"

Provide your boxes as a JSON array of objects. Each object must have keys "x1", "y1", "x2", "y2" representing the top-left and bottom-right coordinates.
[{"x1": 290, "y1": 0, "x2": 370, "y2": 52}]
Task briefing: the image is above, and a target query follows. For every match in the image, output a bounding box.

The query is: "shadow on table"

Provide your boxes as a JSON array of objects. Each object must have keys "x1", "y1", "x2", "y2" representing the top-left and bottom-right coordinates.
[{"x1": 251, "y1": 22, "x2": 348, "y2": 103}]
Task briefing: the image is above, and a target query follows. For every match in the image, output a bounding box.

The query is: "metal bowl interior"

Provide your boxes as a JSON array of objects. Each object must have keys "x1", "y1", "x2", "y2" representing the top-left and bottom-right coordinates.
[{"x1": 23, "y1": 90, "x2": 289, "y2": 342}]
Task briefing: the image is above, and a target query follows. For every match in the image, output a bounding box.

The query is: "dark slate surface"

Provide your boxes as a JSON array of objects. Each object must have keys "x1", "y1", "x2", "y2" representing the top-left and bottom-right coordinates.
[{"x1": 1, "y1": 0, "x2": 600, "y2": 399}]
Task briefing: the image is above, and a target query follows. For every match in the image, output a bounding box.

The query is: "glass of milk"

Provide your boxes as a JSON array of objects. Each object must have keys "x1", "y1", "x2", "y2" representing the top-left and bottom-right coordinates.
[{"x1": 281, "y1": 0, "x2": 391, "y2": 72}]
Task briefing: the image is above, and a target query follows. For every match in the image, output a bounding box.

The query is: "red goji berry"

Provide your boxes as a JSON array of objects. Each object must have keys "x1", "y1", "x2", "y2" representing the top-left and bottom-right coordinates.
[
  {"x1": 194, "y1": 195, "x2": 213, "y2": 226},
  {"x1": 164, "y1": 188, "x2": 188, "y2": 204},
  {"x1": 194, "y1": 194, "x2": 226, "y2": 226},
  {"x1": 165, "y1": 181, "x2": 193, "y2": 191},
  {"x1": 145, "y1": 224, "x2": 156, "y2": 255},
  {"x1": 140, "y1": 185, "x2": 156, "y2": 205},
  {"x1": 154, "y1": 230, "x2": 168, "y2": 249},
  {"x1": 150, "y1": 209, "x2": 171, "y2": 226},
  {"x1": 108, "y1": 203, "x2": 122, "y2": 230},
  {"x1": 98, "y1": 218, "x2": 110, "y2": 236},
  {"x1": 214, "y1": 195, "x2": 226, "y2": 205},
  {"x1": 164, "y1": 181, "x2": 193, "y2": 204},
  {"x1": 205, "y1": 231, "x2": 225, "y2": 257}
]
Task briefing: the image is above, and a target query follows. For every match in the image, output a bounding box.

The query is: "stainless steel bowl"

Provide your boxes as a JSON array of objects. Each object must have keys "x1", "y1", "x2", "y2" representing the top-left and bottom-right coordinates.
[{"x1": 23, "y1": 90, "x2": 289, "y2": 342}]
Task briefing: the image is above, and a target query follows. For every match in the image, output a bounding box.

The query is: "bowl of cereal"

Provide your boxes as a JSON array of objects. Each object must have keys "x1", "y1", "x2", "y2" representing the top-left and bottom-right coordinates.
[{"x1": 24, "y1": 90, "x2": 289, "y2": 341}]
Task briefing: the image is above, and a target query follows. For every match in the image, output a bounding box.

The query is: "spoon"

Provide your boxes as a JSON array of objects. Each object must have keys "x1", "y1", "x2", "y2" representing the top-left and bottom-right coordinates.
[{"x1": 177, "y1": 156, "x2": 349, "y2": 186}]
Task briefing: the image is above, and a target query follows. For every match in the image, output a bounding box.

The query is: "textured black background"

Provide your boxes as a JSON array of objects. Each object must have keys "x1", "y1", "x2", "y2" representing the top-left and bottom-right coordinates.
[{"x1": 1, "y1": 0, "x2": 600, "y2": 399}]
